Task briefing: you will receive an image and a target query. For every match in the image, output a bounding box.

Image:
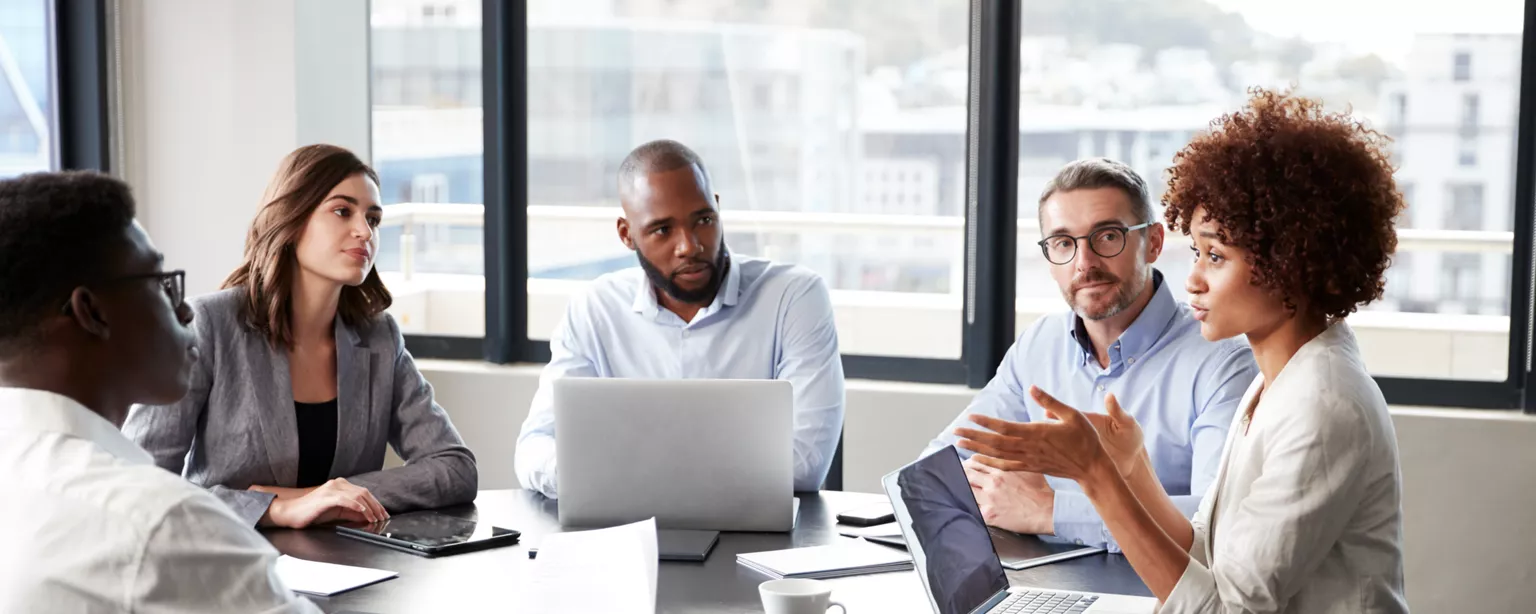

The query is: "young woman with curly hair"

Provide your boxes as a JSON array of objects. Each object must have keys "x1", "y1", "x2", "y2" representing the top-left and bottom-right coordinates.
[{"x1": 955, "y1": 89, "x2": 1409, "y2": 613}]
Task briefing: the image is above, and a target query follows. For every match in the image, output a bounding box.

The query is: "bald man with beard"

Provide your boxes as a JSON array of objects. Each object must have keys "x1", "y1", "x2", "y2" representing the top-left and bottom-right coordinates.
[{"x1": 515, "y1": 139, "x2": 846, "y2": 499}]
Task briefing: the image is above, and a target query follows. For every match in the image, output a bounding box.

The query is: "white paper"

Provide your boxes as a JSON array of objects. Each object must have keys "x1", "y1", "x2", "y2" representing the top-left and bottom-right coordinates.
[
  {"x1": 522, "y1": 518, "x2": 658, "y2": 614},
  {"x1": 836, "y1": 522, "x2": 903, "y2": 539},
  {"x1": 273, "y1": 555, "x2": 398, "y2": 596},
  {"x1": 738, "y1": 541, "x2": 912, "y2": 579}
]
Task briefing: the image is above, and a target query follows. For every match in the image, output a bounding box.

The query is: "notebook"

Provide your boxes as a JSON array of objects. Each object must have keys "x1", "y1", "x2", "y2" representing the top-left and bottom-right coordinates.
[{"x1": 737, "y1": 539, "x2": 913, "y2": 580}]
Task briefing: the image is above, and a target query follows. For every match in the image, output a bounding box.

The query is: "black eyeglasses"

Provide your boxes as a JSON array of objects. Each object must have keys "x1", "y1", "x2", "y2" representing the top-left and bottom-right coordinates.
[
  {"x1": 60, "y1": 270, "x2": 186, "y2": 314},
  {"x1": 1037, "y1": 222, "x2": 1154, "y2": 265}
]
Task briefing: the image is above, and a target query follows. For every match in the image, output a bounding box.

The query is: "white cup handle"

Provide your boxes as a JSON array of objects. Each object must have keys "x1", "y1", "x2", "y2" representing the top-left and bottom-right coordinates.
[{"x1": 827, "y1": 602, "x2": 847, "y2": 614}]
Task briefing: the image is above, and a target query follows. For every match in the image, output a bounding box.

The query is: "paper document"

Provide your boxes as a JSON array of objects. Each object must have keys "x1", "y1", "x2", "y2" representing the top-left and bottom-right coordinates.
[
  {"x1": 522, "y1": 518, "x2": 659, "y2": 614},
  {"x1": 836, "y1": 521, "x2": 903, "y2": 539},
  {"x1": 738, "y1": 540, "x2": 913, "y2": 580},
  {"x1": 273, "y1": 555, "x2": 397, "y2": 596}
]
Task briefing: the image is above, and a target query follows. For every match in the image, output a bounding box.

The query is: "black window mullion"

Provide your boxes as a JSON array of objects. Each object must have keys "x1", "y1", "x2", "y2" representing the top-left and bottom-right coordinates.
[
  {"x1": 54, "y1": 0, "x2": 109, "y2": 172},
  {"x1": 480, "y1": 0, "x2": 527, "y2": 364},
  {"x1": 961, "y1": 0, "x2": 1021, "y2": 389},
  {"x1": 1513, "y1": 0, "x2": 1536, "y2": 413}
]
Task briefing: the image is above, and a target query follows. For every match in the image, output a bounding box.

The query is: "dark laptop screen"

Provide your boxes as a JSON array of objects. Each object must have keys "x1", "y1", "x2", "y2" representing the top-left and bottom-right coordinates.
[{"x1": 884, "y1": 446, "x2": 1010, "y2": 614}]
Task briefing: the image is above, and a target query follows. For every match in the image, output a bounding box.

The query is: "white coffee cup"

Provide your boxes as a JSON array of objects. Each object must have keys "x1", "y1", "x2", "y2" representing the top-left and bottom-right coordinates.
[{"x1": 759, "y1": 579, "x2": 847, "y2": 614}]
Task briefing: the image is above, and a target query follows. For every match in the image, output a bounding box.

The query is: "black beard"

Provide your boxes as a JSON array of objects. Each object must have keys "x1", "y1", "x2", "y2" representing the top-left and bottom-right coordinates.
[{"x1": 636, "y1": 245, "x2": 730, "y2": 305}]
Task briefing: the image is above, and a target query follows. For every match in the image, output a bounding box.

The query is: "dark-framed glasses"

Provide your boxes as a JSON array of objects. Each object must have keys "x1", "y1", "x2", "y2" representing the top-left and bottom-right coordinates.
[
  {"x1": 1037, "y1": 222, "x2": 1154, "y2": 265},
  {"x1": 61, "y1": 270, "x2": 186, "y2": 314}
]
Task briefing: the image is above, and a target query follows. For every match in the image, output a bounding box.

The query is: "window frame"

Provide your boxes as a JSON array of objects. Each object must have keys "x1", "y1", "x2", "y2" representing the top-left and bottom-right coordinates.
[
  {"x1": 405, "y1": 0, "x2": 1015, "y2": 385},
  {"x1": 55, "y1": 0, "x2": 109, "y2": 172},
  {"x1": 391, "y1": 0, "x2": 1536, "y2": 414}
]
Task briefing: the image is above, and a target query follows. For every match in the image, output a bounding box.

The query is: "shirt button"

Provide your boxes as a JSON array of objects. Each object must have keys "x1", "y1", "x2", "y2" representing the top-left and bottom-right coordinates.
[
  {"x1": 682, "y1": 330, "x2": 690, "y2": 338},
  {"x1": 1097, "y1": 384, "x2": 1105, "y2": 391},
  {"x1": 1075, "y1": 539, "x2": 1084, "y2": 545},
  {"x1": 1127, "y1": 357, "x2": 1136, "y2": 365}
]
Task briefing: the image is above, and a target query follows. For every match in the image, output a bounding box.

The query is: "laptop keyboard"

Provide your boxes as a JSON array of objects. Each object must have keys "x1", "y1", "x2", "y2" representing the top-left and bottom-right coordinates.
[{"x1": 991, "y1": 590, "x2": 1099, "y2": 614}]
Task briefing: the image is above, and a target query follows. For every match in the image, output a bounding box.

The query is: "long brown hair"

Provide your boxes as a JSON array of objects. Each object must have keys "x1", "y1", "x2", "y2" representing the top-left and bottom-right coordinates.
[{"x1": 223, "y1": 144, "x2": 392, "y2": 348}]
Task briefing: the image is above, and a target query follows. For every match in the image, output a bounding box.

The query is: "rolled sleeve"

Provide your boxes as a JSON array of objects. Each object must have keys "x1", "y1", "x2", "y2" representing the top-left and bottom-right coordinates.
[
  {"x1": 776, "y1": 276, "x2": 845, "y2": 492},
  {"x1": 1052, "y1": 489, "x2": 1116, "y2": 550},
  {"x1": 1163, "y1": 556, "x2": 1221, "y2": 613},
  {"x1": 1160, "y1": 522, "x2": 1215, "y2": 612},
  {"x1": 516, "y1": 300, "x2": 599, "y2": 499},
  {"x1": 1052, "y1": 490, "x2": 1202, "y2": 553}
]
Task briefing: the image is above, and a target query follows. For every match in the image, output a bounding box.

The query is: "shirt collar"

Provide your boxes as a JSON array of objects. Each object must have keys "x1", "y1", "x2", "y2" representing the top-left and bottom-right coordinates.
[
  {"x1": 0, "y1": 387, "x2": 153, "y2": 465},
  {"x1": 629, "y1": 256, "x2": 742, "y2": 320},
  {"x1": 631, "y1": 269, "x2": 660, "y2": 317},
  {"x1": 1066, "y1": 269, "x2": 1176, "y2": 367},
  {"x1": 718, "y1": 255, "x2": 742, "y2": 307}
]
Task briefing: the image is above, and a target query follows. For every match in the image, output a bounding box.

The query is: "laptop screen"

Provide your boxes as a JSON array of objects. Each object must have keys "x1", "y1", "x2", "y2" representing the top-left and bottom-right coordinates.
[{"x1": 883, "y1": 446, "x2": 1010, "y2": 614}]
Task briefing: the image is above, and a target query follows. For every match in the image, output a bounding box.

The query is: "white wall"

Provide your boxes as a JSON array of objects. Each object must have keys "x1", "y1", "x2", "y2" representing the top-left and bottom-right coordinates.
[
  {"x1": 116, "y1": 0, "x2": 370, "y2": 296},
  {"x1": 414, "y1": 361, "x2": 1536, "y2": 614}
]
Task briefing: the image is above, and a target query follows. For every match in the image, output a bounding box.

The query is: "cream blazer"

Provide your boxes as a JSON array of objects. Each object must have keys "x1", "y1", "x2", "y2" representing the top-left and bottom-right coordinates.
[{"x1": 1162, "y1": 322, "x2": 1409, "y2": 613}]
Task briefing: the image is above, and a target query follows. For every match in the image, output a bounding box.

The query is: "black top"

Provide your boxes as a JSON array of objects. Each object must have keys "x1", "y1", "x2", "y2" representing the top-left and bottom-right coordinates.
[{"x1": 294, "y1": 398, "x2": 338, "y2": 488}]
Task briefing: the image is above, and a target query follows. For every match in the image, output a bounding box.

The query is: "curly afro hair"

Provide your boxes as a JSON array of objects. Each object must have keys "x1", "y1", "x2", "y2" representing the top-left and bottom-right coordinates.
[{"x1": 1163, "y1": 88, "x2": 1404, "y2": 320}]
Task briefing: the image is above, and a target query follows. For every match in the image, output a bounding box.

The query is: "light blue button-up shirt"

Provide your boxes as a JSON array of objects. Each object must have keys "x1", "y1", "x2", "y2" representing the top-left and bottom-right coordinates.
[
  {"x1": 516, "y1": 255, "x2": 846, "y2": 498},
  {"x1": 923, "y1": 270, "x2": 1257, "y2": 552}
]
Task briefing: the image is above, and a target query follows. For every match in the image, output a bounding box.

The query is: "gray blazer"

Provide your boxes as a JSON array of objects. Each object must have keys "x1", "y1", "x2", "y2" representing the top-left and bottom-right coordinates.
[{"x1": 123, "y1": 288, "x2": 478, "y2": 526}]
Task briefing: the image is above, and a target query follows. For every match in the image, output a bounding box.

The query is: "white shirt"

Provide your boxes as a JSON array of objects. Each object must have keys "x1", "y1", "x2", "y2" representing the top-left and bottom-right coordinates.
[
  {"x1": 0, "y1": 387, "x2": 319, "y2": 614},
  {"x1": 516, "y1": 255, "x2": 846, "y2": 497},
  {"x1": 1163, "y1": 323, "x2": 1408, "y2": 613}
]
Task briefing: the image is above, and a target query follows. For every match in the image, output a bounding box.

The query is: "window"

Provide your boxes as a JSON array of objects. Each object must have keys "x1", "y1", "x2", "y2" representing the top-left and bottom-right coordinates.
[
  {"x1": 409, "y1": 173, "x2": 450, "y2": 204},
  {"x1": 0, "y1": 0, "x2": 57, "y2": 177},
  {"x1": 1441, "y1": 253, "x2": 1484, "y2": 311},
  {"x1": 523, "y1": 0, "x2": 970, "y2": 361},
  {"x1": 363, "y1": 0, "x2": 1536, "y2": 407},
  {"x1": 1445, "y1": 183, "x2": 1485, "y2": 230},
  {"x1": 1015, "y1": 2, "x2": 1524, "y2": 388},
  {"x1": 369, "y1": 0, "x2": 485, "y2": 338}
]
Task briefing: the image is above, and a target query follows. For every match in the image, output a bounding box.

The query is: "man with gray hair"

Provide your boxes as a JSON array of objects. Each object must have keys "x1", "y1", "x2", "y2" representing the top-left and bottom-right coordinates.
[{"x1": 921, "y1": 158, "x2": 1257, "y2": 552}]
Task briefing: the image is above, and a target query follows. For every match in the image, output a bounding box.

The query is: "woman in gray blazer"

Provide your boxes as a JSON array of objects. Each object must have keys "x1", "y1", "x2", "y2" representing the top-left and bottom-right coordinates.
[{"x1": 124, "y1": 144, "x2": 478, "y2": 528}]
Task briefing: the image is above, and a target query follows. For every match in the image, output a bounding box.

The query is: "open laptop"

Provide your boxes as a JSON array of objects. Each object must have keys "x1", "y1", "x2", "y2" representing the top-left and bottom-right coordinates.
[
  {"x1": 861, "y1": 525, "x2": 1106, "y2": 571},
  {"x1": 882, "y1": 447, "x2": 1158, "y2": 614},
  {"x1": 554, "y1": 378, "x2": 796, "y2": 532}
]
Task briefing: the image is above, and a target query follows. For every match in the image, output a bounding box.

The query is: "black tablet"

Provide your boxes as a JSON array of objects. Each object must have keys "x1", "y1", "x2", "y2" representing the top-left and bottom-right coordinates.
[{"x1": 335, "y1": 511, "x2": 520, "y2": 558}]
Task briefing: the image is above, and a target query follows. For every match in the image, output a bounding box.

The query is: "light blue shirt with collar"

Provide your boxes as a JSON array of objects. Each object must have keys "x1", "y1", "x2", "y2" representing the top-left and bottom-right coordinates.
[
  {"x1": 516, "y1": 255, "x2": 846, "y2": 498},
  {"x1": 923, "y1": 270, "x2": 1257, "y2": 552}
]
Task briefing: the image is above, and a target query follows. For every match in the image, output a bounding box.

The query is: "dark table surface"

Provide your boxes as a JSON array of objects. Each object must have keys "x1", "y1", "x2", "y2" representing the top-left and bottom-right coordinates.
[{"x1": 265, "y1": 489, "x2": 1149, "y2": 613}]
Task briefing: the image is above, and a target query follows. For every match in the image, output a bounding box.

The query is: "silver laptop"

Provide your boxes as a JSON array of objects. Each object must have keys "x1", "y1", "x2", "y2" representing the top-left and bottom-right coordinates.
[
  {"x1": 882, "y1": 447, "x2": 1158, "y2": 614},
  {"x1": 554, "y1": 378, "x2": 796, "y2": 532}
]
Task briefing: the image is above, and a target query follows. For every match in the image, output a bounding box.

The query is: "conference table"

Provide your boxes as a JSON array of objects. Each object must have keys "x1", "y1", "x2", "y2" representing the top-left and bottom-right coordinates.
[{"x1": 264, "y1": 489, "x2": 1150, "y2": 613}]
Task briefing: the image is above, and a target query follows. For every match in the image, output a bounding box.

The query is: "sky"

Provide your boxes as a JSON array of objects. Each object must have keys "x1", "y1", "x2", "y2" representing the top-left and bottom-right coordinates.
[{"x1": 1211, "y1": 0, "x2": 1524, "y2": 61}]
